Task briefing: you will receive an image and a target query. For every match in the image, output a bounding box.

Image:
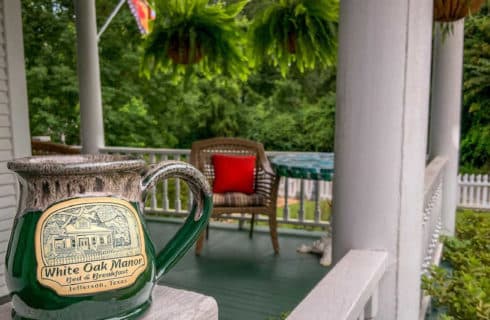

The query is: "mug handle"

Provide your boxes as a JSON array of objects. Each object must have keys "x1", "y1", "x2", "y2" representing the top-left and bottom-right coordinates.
[{"x1": 141, "y1": 160, "x2": 212, "y2": 281}]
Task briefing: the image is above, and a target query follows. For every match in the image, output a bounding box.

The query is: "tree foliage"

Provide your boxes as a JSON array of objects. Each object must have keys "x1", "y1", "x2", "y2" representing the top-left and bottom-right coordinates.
[
  {"x1": 22, "y1": 0, "x2": 337, "y2": 152},
  {"x1": 21, "y1": 0, "x2": 489, "y2": 171},
  {"x1": 22, "y1": 0, "x2": 79, "y2": 144},
  {"x1": 460, "y1": 10, "x2": 490, "y2": 172}
]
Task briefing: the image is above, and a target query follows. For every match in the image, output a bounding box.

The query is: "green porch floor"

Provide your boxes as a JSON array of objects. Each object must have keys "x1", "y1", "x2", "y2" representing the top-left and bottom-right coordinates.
[{"x1": 146, "y1": 220, "x2": 330, "y2": 320}]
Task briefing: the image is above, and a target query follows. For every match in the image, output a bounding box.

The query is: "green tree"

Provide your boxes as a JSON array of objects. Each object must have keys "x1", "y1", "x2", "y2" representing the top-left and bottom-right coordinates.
[
  {"x1": 96, "y1": 1, "x2": 177, "y2": 147},
  {"x1": 23, "y1": 0, "x2": 337, "y2": 152},
  {"x1": 22, "y1": 0, "x2": 79, "y2": 144},
  {"x1": 247, "y1": 76, "x2": 335, "y2": 151},
  {"x1": 22, "y1": 0, "x2": 190, "y2": 147},
  {"x1": 460, "y1": 11, "x2": 490, "y2": 172}
]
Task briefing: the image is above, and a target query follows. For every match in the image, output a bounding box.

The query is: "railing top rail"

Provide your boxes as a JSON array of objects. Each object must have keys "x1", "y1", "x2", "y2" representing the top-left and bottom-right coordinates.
[
  {"x1": 266, "y1": 150, "x2": 332, "y2": 156},
  {"x1": 100, "y1": 146, "x2": 191, "y2": 156},
  {"x1": 287, "y1": 249, "x2": 388, "y2": 320},
  {"x1": 100, "y1": 146, "x2": 328, "y2": 157},
  {"x1": 458, "y1": 174, "x2": 490, "y2": 185}
]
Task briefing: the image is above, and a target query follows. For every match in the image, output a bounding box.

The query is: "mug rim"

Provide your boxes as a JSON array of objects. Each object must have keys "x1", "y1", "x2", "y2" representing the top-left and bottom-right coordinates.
[{"x1": 8, "y1": 154, "x2": 147, "y2": 176}]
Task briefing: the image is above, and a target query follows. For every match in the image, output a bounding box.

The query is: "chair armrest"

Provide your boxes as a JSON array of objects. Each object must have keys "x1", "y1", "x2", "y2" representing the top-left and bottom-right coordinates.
[
  {"x1": 260, "y1": 157, "x2": 277, "y2": 178},
  {"x1": 255, "y1": 162, "x2": 280, "y2": 208}
]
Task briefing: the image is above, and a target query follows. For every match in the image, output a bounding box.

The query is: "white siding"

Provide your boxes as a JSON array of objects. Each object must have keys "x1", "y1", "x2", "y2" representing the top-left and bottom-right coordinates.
[
  {"x1": 0, "y1": 0, "x2": 13, "y2": 297},
  {"x1": 0, "y1": 0, "x2": 31, "y2": 297}
]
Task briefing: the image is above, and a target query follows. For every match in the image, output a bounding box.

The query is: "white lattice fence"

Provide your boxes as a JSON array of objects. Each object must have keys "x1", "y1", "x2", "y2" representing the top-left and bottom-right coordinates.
[{"x1": 458, "y1": 174, "x2": 490, "y2": 210}]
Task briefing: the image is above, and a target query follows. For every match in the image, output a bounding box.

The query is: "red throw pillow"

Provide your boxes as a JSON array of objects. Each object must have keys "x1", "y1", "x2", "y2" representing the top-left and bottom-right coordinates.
[{"x1": 212, "y1": 154, "x2": 256, "y2": 194}]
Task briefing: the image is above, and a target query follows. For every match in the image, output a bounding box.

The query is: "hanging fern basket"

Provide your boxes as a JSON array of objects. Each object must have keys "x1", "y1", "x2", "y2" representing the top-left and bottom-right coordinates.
[
  {"x1": 166, "y1": 33, "x2": 204, "y2": 65},
  {"x1": 434, "y1": 0, "x2": 484, "y2": 22},
  {"x1": 248, "y1": 0, "x2": 338, "y2": 77},
  {"x1": 142, "y1": 0, "x2": 250, "y2": 80},
  {"x1": 287, "y1": 31, "x2": 297, "y2": 54}
]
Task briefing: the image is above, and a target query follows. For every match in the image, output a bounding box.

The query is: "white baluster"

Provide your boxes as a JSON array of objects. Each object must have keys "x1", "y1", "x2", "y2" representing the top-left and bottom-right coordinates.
[
  {"x1": 283, "y1": 177, "x2": 289, "y2": 221},
  {"x1": 314, "y1": 180, "x2": 321, "y2": 223},
  {"x1": 298, "y1": 179, "x2": 305, "y2": 222},
  {"x1": 184, "y1": 154, "x2": 193, "y2": 212},
  {"x1": 162, "y1": 155, "x2": 169, "y2": 211},
  {"x1": 150, "y1": 153, "x2": 157, "y2": 210},
  {"x1": 174, "y1": 154, "x2": 182, "y2": 212}
]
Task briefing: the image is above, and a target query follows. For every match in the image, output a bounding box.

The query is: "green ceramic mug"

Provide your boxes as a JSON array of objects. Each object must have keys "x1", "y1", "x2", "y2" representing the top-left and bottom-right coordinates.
[{"x1": 6, "y1": 155, "x2": 212, "y2": 320}]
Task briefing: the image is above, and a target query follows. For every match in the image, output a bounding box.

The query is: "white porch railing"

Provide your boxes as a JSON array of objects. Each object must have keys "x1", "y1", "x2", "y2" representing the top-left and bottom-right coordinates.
[
  {"x1": 421, "y1": 156, "x2": 446, "y2": 275},
  {"x1": 278, "y1": 178, "x2": 333, "y2": 201},
  {"x1": 277, "y1": 177, "x2": 333, "y2": 227},
  {"x1": 101, "y1": 146, "x2": 193, "y2": 214},
  {"x1": 100, "y1": 146, "x2": 331, "y2": 228},
  {"x1": 287, "y1": 250, "x2": 387, "y2": 320},
  {"x1": 458, "y1": 173, "x2": 490, "y2": 210},
  {"x1": 419, "y1": 156, "x2": 447, "y2": 320},
  {"x1": 101, "y1": 146, "x2": 490, "y2": 217}
]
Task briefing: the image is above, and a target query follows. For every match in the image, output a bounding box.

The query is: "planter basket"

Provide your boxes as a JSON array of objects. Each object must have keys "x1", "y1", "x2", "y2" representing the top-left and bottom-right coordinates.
[
  {"x1": 142, "y1": 0, "x2": 249, "y2": 78},
  {"x1": 287, "y1": 31, "x2": 297, "y2": 54},
  {"x1": 167, "y1": 34, "x2": 203, "y2": 65},
  {"x1": 434, "y1": 0, "x2": 484, "y2": 22}
]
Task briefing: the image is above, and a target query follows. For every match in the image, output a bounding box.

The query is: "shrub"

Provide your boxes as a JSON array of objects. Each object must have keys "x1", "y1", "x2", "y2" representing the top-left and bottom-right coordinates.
[{"x1": 422, "y1": 210, "x2": 490, "y2": 320}]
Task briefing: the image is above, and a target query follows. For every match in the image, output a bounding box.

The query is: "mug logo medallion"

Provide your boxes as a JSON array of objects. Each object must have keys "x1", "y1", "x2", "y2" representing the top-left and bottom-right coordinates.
[{"x1": 35, "y1": 197, "x2": 147, "y2": 296}]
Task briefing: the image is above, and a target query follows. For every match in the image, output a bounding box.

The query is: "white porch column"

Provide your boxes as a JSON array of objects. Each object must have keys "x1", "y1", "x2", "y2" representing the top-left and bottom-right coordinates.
[
  {"x1": 332, "y1": 1, "x2": 433, "y2": 319},
  {"x1": 74, "y1": 0, "x2": 105, "y2": 153},
  {"x1": 429, "y1": 21, "x2": 464, "y2": 236}
]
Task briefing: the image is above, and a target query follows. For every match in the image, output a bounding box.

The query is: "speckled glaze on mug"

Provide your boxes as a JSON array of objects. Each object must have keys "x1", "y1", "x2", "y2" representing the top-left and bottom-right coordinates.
[{"x1": 6, "y1": 155, "x2": 212, "y2": 320}]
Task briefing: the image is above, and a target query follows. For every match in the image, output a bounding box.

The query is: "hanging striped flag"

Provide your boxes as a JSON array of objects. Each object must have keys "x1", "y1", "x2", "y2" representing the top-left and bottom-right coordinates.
[{"x1": 127, "y1": 0, "x2": 156, "y2": 35}]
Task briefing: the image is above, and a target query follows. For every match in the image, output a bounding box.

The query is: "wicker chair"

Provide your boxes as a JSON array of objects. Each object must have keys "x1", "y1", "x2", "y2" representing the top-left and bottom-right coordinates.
[{"x1": 190, "y1": 137, "x2": 280, "y2": 254}]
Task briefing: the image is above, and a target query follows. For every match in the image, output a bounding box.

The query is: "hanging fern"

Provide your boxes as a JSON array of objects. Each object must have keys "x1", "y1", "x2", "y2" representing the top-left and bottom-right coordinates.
[
  {"x1": 433, "y1": 0, "x2": 486, "y2": 40},
  {"x1": 142, "y1": 0, "x2": 250, "y2": 81},
  {"x1": 434, "y1": 0, "x2": 485, "y2": 22},
  {"x1": 248, "y1": 0, "x2": 338, "y2": 77}
]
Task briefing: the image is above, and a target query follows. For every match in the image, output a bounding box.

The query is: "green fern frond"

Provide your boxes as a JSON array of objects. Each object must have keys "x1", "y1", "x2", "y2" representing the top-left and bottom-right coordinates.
[
  {"x1": 142, "y1": 0, "x2": 250, "y2": 82},
  {"x1": 248, "y1": 0, "x2": 338, "y2": 76}
]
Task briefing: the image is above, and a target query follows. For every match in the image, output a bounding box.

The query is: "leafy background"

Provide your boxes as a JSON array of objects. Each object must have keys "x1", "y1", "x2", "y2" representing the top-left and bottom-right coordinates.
[
  {"x1": 460, "y1": 6, "x2": 490, "y2": 173},
  {"x1": 22, "y1": 0, "x2": 489, "y2": 172}
]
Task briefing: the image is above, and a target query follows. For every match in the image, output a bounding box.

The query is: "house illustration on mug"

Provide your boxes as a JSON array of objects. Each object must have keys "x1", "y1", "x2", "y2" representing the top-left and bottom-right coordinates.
[
  {"x1": 42, "y1": 204, "x2": 138, "y2": 262},
  {"x1": 49, "y1": 217, "x2": 114, "y2": 253}
]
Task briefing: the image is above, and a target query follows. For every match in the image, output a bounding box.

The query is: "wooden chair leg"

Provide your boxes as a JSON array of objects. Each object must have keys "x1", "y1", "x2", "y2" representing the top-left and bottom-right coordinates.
[
  {"x1": 205, "y1": 223, "x2": 210, "y2": 240},
  {"x1": 195, "y1": 230, "x2": 206, "y2": 256},
  {"x1": 268, "y1": 214, "x2": 279, "y2": 254},
  {"x1": 249, "y1": 214, "x2": 255, "y2": 239}
]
